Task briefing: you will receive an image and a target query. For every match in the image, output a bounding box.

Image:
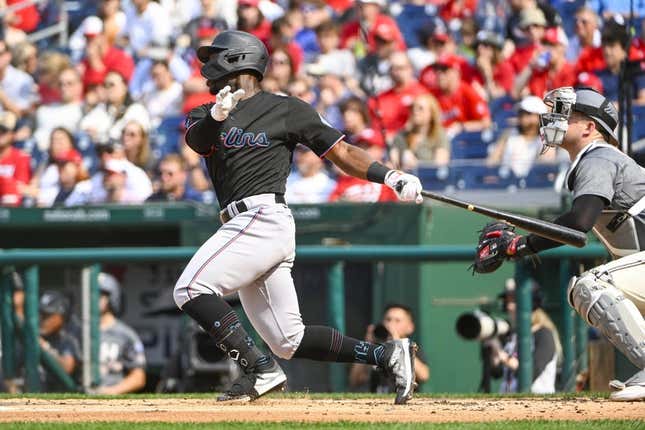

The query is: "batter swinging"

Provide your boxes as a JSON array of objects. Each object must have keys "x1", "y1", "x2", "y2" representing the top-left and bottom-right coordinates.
[{"x1": 173, "y1": 30, "x2": 423, "y2": 403}]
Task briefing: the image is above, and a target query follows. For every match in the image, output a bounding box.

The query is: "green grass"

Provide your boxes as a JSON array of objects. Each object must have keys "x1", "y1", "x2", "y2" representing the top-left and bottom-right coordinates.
[{"x1": 0, "y1": 421, "x2": 643, "y2": 430}]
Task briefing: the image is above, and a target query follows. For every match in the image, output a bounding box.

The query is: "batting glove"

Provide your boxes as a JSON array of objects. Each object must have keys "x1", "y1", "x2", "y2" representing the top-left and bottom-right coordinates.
[
  {"x1": 384, "y1": 170, "x2": 423, "y2": 204},
  {"x1": 211, "y1": 85, "x2": 246, "y2": 121}
]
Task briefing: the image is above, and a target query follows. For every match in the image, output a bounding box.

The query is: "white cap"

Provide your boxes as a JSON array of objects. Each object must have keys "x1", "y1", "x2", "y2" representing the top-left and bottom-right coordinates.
[
  {"x1": 104, "y1": 159, "x2": 128, "y2": 174},
  {"x1": 518, "y1": 96, "x2": 547, "y2": 114},
  {"x1": 82, "y1": 16, "x2": 103, "y2": 37},
  {"x1": 357, "y1": 0, "x2": 386, "y2": 7}
]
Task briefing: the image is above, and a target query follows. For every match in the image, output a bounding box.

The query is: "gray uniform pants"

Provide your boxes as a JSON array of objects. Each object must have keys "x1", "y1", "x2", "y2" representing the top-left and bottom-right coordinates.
[{"x1": 173, "y1": 194, "x2": 305, "y2": 359}]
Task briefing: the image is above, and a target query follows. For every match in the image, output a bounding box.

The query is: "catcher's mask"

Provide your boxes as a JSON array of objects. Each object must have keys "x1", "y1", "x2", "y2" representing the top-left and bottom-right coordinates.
[
  {"x1": 198, "y1": 30, "x2": 268, "y2": 83},
  {"x1": 540, "y1": 86, "x2": 619, "y2": 148}
]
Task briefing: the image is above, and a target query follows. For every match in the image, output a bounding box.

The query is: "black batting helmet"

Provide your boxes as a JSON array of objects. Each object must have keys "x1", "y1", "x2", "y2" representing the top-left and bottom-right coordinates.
[
  {"x1": 198, "y1": 30, "x2": 268, "y2": 82},
  {"x1": 98, "y1": 272, "x2": 122, "y2": 315}
]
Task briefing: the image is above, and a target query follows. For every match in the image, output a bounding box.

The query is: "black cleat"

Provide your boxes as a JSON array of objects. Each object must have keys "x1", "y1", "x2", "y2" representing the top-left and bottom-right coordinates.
[
  {"x1": 217, "y1": 359, "x2": 287, "y2": 402},
  {"x1": 381, "y1": 338, "x2": 418, "y2": 405}
]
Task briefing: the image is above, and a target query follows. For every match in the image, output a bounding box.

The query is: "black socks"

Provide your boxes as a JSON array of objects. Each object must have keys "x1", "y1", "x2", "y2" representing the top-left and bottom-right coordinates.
[
  {"x1": 293, "y1": 325, "x2": 387, "y2": 366},
  {"x1": 181, "y1": 294, "x2": 271, "y2": 371}
]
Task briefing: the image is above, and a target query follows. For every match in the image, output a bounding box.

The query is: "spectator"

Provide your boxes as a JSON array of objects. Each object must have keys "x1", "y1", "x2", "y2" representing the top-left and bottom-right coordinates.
[
  {"x1": 121, "y1": 120, "x2": 153, "y2": 171},
  {"x1": 310, "y1": 21, "x2": 357, "y2": 80},
  {"x1": 506, "y1": 1, "x2": 559, "y2": 46},
  {"x1": 394, "y1": 0, "x2": 439, "y2": 50},
  {"x1": 508, "y1": 8, "x2": 547, "y2": 74},
  {"x1": 418, "y1": 22, "x2": 479, "y2": 92},
  {"x1": 368, "y1": 51, "x2": 428, "y2": 141},
  {"x1": 103, "y1": 71, "x2": 151, "y2": 141},
  {"x1": 265, "y1": 49, "x2": 295, "y2": 93},
  {"x1": 237, "y1": 0, "x2": 272, "y2": 46},
  {"x1": 408, "y1": 18, "x2": 446, "y2": 75},
  {"x1": 182, "y1": 29, "x2": 218, "y2": 114},
  {"x1": 352, "y1": 127, "x2": 387, "y2": 162},
  {"x1": 79, "y1": 16, "x2": 135, "y2": 89},
  {"x1": 339, "y1": 96, "x2": 375, "y2": 142},
  {"x1": 78, "y1": 82, "x2": 112, "y2": 144},
  {"x1": 147, "y1": 154, "x2": 203, "y2": 202},
  {"x1": 28, "y1": 127, "x2": 84, "y2": 204},
  {"x1": 33, "y1": 67, "x2": 84, "y2": 151},
  {"x1": 11, "y1": 41, "x2": 38, "y2": 77},
  {"x1": 328, "y1": 168, "x2": 397, "y2": 202},
  {"x1": 285, "y1": 145, "x2": 336, "y2": 204},
  {"x1": 348, "y1": 304, "x2": 430, "y2": 392},
  {"x1": 38, "y1": 290, "x2": 81, "y2": 391},
  {"x1": 95, "y1": 272, "x2": 147, "y2": 394},
  {"x1": 568, "y1": 7, "x2": 603, "y2": 73},
  {"x1": 121, "y1": 0, "x2": 172, "y2": 57},
  {"x1": 140, "y1": 60, "x2": 183, "y2": 128},
  {"x1": 69, "y1": 1, "x2": 127, "y2": 62},
  {"x1": 183, "y1": 0, "x2": 229, "y2": 49},
  {"x1": 486, "y1": 96, "x2": 563, "y2": 177},
  {"x1": 288, "y1": 76, "x2": 316, "y2": 104},
  {"x1": 269, "y1": 16, "x2": 303, "y2": 75},
  {"x1": 37, "y1": 150, "x2": 92, "y2": 207},
  {"x1": 0, "y1": 111, "x2": 30, "y2": 206},
  {"x1": 340, "y1": 0, "x2": 405, "y2": 57},
  {"x1": 491, "y1": 281, "x2": 562, "y2": 394},
  {"x1": 357, "y1": 19, "x2": 400, "y2": 95},
  {"x1": 390, "y1": 94, "x2": 450, "y2": 170},
  {"x1": 89, "y1": 140, "x2": 153, "y2": 204},
  {"x1": 294, "y1": 0, "x2": 332, "y2": 62},
  {"x1": 513, "y1": 27, "x2": 576, "y2": 99},
  {"x1": 35, "y1": 50, "x2": 70, "y2": 105},
  {"x1": 313, "y1": 71, "x2": 350, "y2": 130},
  {"x1": 472, "y1": 30, "x2": 514, "y2": 100},
  {"x1": 179, "y1": 137, "x2": 211, "y2": 192},
  {"x1": 0, "y1": 38, "x2": 37, "y2": 117},
  {"x1": 129, "y1": 45, "x2": 191, "y2": 102},
  {"x1": 4, "y1": 0, "x2": 40, "y2": 34},
  {"x1": 595, "y1": 20, "x2": 645, "y2": 104},
  {"x1": 429, "y1": 54, "x2": 491, "y2": 136}
]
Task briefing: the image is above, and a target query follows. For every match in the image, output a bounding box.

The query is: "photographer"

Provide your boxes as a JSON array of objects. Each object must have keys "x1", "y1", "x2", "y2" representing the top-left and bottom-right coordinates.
[
  {"x1": 348, "y1": 304, "x2": 430, "y2": 392},
  {"x1": 490, "y1": 281, "x2": 562, "y2": 394}
]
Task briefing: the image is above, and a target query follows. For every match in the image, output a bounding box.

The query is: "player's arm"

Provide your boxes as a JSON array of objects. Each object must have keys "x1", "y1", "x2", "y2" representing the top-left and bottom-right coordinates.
[
  {"x1": 99, "y1": 368, "x2": 146, "y2": 395},
  {"x1": 325, "y1": 141, "x2": 423, "y2": 203},
  {"x1": 185, "y1": 104, "x2": 220, "y2": 156}
]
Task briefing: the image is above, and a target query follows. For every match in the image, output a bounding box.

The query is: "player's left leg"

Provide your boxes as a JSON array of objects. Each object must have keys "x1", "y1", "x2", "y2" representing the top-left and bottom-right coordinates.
[{"x1": 240, "y1": 261, "x2": 417, "y2": 404}]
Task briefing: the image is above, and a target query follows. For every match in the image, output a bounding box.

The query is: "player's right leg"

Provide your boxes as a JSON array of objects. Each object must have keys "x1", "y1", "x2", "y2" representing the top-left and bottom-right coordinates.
[
  {"x1": 568, "y1": 252, "x2": 645, "y2": 401},
  {"x1": 173, "y1": 205, "x2": 294, "y2": 401}
]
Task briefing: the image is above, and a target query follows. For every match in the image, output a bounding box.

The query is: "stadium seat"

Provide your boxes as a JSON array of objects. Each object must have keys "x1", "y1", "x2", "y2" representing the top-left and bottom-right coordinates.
[
  {"x1": 456, "y1": 164, "x2": 518, "y2": 190},
  {"x1": 417, "y1": 165, "x2": 456, "y2": 191},
  {"x1": 450, "y1": 131, "x2": 490, "y2": 160}
]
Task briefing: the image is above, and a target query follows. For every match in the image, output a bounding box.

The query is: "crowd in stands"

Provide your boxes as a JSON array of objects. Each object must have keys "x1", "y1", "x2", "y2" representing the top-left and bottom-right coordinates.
[{"x1": 1, "y1": 0, "x2": 644, "y2": 207}]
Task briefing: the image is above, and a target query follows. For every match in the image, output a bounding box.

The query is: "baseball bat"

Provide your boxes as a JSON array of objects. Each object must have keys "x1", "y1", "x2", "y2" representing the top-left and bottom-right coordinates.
[{"x1": 420, "y1": 190, "x2": 587, "y2": 248}]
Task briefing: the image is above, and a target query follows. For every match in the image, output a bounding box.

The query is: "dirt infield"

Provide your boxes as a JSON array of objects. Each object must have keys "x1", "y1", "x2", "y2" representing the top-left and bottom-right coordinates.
[{"x1": 0, "y1": 397, "x2": 643, "y2": 423}]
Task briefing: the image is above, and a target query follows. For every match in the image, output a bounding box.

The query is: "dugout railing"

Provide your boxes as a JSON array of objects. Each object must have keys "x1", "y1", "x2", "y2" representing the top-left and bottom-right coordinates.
[{"x1": 0, "y1": 244, "x2": 608, "y2": 394}]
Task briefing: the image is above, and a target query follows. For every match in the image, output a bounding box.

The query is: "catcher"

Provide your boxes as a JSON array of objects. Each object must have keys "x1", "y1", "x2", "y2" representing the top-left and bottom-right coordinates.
[{"x1": 473, "y1": 87, "x2": 645, "y2": 401}]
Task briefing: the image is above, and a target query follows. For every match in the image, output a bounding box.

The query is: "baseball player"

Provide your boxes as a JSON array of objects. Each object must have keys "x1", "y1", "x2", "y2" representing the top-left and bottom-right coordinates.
[
  {"x1": 173, "y1": 30, "x2": 423, "y2": 404},
  {"x1": 473, "y1": 86, "x2": 645, "y2": 401}
]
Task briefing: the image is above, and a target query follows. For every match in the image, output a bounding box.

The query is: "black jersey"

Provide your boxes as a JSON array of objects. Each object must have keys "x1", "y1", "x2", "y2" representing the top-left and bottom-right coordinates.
[{"x1": 185, "y1": 91, "x2": 343, "y2": 207}]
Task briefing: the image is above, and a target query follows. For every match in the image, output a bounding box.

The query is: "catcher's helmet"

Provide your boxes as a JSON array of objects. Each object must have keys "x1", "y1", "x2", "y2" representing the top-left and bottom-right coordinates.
[
  {"x1": 541, "y1": 86, "x2": 619, "y2": 147},
  {"x1": 98, "y1": 272, "x2": 122, "y2": 315},
  {"x1": 198, "y1": 30, "x2": 268, "y2": 82}
]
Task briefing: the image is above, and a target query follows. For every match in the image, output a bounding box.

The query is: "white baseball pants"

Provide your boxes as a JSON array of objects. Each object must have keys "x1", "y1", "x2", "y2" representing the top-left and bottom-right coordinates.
[{"x1": 173, "y1": 194, "x2": 305, "y2": 359}]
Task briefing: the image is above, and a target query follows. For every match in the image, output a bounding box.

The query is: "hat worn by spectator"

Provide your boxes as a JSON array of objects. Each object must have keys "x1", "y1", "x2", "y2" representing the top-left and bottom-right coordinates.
[
  {"x1": 517, "y1": 96, "x2": 547, "y2": 114},
  {"x1": 353, "y1": 128, "x2": 385, "y2": 148},
  {"x1": 238, "y1": 0, "x2": 260, "y2": 7},
  {"x1": 542, "y1": 27, "x2": 568, "y2": 47},
  {"x1": 83, "y1": 16, "x2": 104, "y2": 37},
  {"x1": 0, "y1": 111, "x2": 17, "y2": 132},
  {"x1": 519, "y1": 8, "x2": 547, "y2": 29},
  {"x1": 432, "y1": 54, "x2": 461, "y2": 70},
  {"x1": 374, "y1": 21, "x2": 398, "y2": 42},
  {"x1": 104, "y1": 158, "x2": 129, "y2": 174},
  {"x1": 40, "y1": 290, "x2": 70, "y2": 315},
  {"x1": 475, "y1": 30, "x2": 504, "y2": 49},
  {"x1": 53, "y1": 148, "x2": 83, "y2": 165},
  {"x1": 576, "y1": 72, "x2": 603, "y2": 93}
]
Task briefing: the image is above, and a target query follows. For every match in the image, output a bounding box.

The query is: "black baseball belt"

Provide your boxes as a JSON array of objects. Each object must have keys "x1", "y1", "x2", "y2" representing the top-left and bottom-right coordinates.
[{"x1": 220, "y1": 194, "x2": 286, "y2": 224}]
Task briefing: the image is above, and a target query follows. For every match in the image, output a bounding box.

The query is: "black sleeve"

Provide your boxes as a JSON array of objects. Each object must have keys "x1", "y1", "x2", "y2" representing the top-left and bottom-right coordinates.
[
  {"x1": 525, "y1": 194, "x2": 606, "y2": 253},
  {"x1": 532, "y1": 327, "x2": 556, "y2": 382},
  {"x1": 286, "y1": 97, "x2": 344, "y2": 157},
  {"x1": 185, "y1": 104, "x2": 222, "y2": 156}
]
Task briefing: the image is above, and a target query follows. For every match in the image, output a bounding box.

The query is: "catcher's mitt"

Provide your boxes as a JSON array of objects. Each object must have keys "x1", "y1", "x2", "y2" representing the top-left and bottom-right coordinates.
[{"x1": 473, "y1": 222, "x2": 521, "y2": 274}]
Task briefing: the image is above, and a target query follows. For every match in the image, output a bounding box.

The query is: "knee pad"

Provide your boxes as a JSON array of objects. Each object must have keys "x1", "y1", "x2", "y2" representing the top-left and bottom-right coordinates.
[
  {"x1": 266, "y1": 326, "x2": 305, "y2": 360},
  {"x1": 568, "y1": 271, "x2": 645, "y2": 369}
]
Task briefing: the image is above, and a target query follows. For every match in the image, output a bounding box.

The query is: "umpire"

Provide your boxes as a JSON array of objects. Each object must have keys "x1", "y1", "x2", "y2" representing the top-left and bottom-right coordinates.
[{"x1": 474, "y1": 86, "x2": 645, "y2": 401}]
